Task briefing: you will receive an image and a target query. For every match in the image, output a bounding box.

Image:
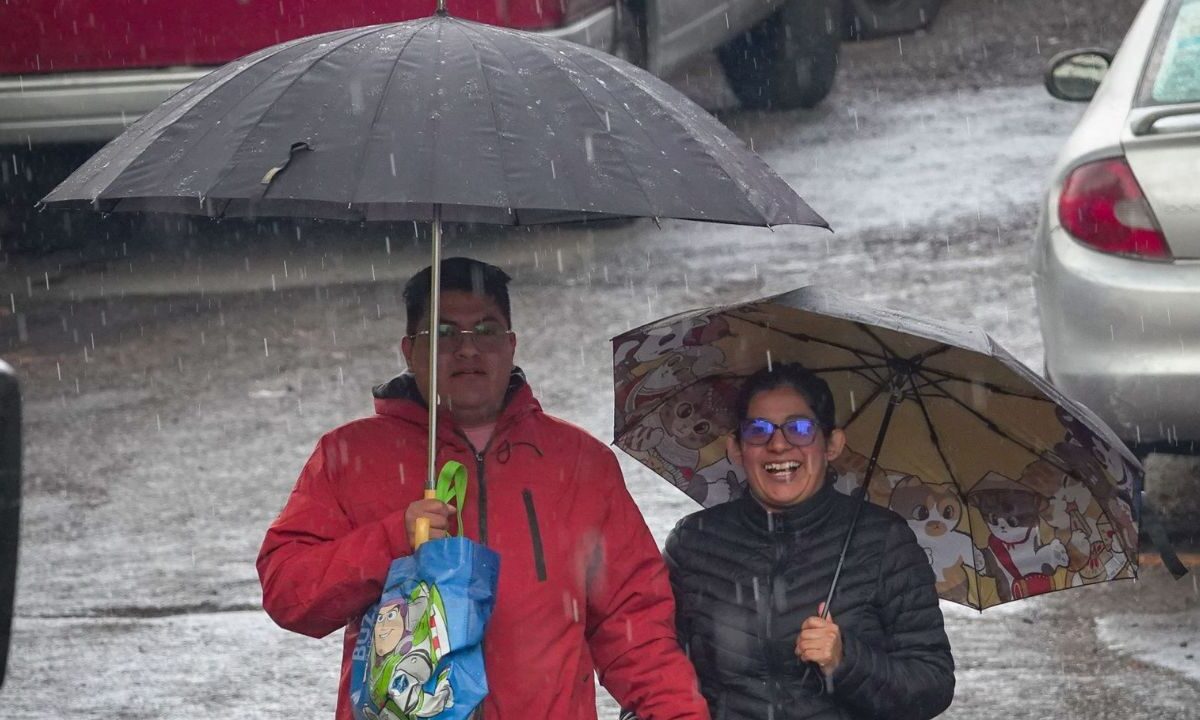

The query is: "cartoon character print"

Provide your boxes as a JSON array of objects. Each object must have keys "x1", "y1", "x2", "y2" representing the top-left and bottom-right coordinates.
[
  {"x1": 686, "y1": 456, "x2": 744, "y2": 506},
  {"x1": 623, "y1": 381, "x2": 738, "y2": 504},
  {"x1": 968, "y1": 473, "x2": 1070, "y2": 603},
  {"x1": 887, "y1": 477, "x2": 979, "y2": 605},
  {"x1": 613, "y1": 316, "x2": 733, "y2": 430},
  {"x1": 363, "y1": 584, "x2": 454, "y2": 720},
  {"x1": 1050, "y1": 406, "x2": 1139, "y2": 558},
  {"x1": 830, "y1": 446, "x2": 912, "y2": 507},
  {"x1": 1018, "y1": 459, "x2": 1131, "y2": 585}
]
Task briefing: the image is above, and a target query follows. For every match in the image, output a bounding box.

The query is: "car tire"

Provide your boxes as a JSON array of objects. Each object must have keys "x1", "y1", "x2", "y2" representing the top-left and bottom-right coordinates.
[
  {"x1": 844, "y1": 0, "x2": 941, "y2": 40},
  {"x1": 717, "y1": 0, "x2": 841, "y2": 111}
]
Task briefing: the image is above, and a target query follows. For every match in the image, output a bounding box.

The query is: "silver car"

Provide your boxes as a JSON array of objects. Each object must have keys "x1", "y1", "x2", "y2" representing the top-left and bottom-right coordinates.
[{"x1": 1035, "y1": 0, "x2": 1200, "y2": 453}]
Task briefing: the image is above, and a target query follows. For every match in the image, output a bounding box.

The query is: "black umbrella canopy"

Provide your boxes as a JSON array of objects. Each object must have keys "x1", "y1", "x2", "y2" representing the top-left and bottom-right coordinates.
[{"x1": 42, "y1": 14, "x2": 825, "y2": 229}]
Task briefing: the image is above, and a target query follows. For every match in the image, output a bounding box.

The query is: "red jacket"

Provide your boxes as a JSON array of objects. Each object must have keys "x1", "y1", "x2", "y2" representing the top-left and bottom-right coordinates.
[{"x1": 257, "y1": 372, "x2": 709, "y2": 720}]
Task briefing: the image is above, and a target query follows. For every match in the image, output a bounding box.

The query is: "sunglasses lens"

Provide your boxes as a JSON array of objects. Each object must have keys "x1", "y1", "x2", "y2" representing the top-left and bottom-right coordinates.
[
  {"x1": 740, "y1": 419, "x2": 776, "y2": 445},
  {"x1": 782, "y1": 418, "x2": 817, "y2": 446}
]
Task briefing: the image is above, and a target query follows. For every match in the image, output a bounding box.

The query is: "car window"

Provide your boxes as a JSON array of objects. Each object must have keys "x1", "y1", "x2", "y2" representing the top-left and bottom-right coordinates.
[{"x1": 1142, "y1": 0, "x2": 1200, "y2": 104}]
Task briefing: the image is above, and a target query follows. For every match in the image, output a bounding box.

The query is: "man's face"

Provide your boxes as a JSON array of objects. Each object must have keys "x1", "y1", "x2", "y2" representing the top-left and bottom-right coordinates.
[{"x1": 401, "y1": 290, "x2": 517, "y2": 428}]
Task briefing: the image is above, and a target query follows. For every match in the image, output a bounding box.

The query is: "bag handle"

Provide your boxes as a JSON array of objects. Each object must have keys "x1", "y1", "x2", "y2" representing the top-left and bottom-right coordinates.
[
  {"x1": 434, "y1": 460, "x2": 468, "y2": 537},
  {"x1": 414, "y1": 460, "x2": 468, "y2": 547}
]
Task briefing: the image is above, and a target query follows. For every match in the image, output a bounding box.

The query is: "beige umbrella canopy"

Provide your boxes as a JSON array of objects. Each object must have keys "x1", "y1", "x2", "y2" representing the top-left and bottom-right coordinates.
[{"x1": 612, "y1": 287, "x2": 1149, "y2": 610}]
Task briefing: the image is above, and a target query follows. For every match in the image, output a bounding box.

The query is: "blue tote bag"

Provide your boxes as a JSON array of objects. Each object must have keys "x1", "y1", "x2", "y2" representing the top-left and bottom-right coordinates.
[{"x1": 350, "y1": 462, "x2": 500, "y2": 720}]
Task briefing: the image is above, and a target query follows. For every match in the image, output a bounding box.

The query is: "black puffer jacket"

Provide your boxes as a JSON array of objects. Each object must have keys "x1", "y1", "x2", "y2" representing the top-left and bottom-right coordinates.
[{"x1": 665, "y1": 482, "x2": 955, "y2": 720}]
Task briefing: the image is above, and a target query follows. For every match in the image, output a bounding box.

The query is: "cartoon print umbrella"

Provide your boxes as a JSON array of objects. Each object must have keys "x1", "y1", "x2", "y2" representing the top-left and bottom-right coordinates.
[
  {"x1": 613, "y1": 286, "x2": 1184, "y2": 612},
  {"x1": 40, "y1": 1, "x2": 827, "y2": 518}
]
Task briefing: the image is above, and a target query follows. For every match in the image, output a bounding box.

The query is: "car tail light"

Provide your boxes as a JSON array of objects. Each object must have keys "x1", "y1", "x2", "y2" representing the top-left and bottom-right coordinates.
[{"x1": 1058, "y1": 157, "x2": 1172, "y2": 260}]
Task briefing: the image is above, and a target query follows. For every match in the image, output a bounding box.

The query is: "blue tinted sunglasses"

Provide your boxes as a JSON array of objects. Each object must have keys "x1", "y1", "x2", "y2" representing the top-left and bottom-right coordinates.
[{"x1": 738, "y1": 417, "x2": 819, "y2": 447}]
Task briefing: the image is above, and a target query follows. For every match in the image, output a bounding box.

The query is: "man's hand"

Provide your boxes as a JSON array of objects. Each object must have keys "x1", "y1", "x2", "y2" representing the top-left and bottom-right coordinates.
[
  {"x1": 405, "y1": 499, "x2": 456, "y2": 547},
  {"x1": 796, "y1": 602, "x2": 843, "y2": 676}
]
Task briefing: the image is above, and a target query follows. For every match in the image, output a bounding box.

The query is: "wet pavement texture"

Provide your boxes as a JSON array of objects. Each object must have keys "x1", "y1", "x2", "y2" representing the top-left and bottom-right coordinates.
[{"x1": 2, "y1": 0, "x2": 1198, "y2": 717}]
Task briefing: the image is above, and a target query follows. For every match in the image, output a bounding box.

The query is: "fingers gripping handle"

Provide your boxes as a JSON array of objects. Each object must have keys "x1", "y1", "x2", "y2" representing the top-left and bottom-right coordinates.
[
  {"x1": 412, "y1": 488, "x2": 439, "y2": 549},
  {"x1": 412, "y1": 461, "x2": 468, "y2": 549}
]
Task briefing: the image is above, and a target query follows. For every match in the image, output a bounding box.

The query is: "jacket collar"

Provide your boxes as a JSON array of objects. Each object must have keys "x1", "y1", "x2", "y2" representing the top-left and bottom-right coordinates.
[
  {"x1": 371, "y1": 367, "x2": 539, "y2": 443},
  {"x1": 735, "y1": 478, "x2": 839, "y2": 535}
]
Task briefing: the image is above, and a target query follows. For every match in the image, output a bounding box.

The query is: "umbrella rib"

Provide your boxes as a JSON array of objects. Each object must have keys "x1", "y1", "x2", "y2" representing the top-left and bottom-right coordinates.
[
  {"x1": 464, "y1": 24, "x2": 660, "y2": 218},
  {"x1": 349, "y1": 18, "x2": 439, "y2": 213},
  {"x1": 554, "y1": 41, "x2": 769, "y2": 222},
  {"x1": 915, "y1": 369, "x2": 1052, "y2": 462},
  {"x1": 580, "y1": 48, "x2": 787, "y2": 222},
  {"x1": 905, "y1": 371, "x2": 962, "y2": 488},
  {"x1": 900, "y1": 362, "x2": 1052, "y2": 402},
  {"x1": 730, "y1": 316, "x2": 895, "y2": 364},
  {"x1": 454, "y1": 21, "x2": 568, "y2": 218},
  {"x1": 839, "y1": 380, "x2": 889, "y2": 431},
  {"x1": 201, "y1": 24, "x2": 402, "y2": 211}
]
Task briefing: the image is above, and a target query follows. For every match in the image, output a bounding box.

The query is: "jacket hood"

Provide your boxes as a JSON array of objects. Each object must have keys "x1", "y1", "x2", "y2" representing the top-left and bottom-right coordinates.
[{"x1": 371, "y1": 367, "x2": 539, "y2": 434}]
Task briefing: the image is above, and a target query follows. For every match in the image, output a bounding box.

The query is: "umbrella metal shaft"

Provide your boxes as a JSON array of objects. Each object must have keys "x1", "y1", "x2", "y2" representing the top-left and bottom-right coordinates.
[
  {"x1": 803, "y1": 376, "x2": 905, "y2": 691},
  {"x1": 414, "y1": 207, "x2": 443, "y2": 548}
]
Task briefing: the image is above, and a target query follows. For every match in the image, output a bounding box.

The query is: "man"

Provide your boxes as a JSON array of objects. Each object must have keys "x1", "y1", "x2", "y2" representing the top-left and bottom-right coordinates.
[{"x1": 258, "y1": 257, "x2": 708, "y2": 719}]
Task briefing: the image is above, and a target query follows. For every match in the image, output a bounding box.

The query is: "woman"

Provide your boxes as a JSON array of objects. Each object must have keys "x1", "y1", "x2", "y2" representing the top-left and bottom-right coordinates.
[{"x1": 665, "y1": 363, "x2": 955, "y2": 720}]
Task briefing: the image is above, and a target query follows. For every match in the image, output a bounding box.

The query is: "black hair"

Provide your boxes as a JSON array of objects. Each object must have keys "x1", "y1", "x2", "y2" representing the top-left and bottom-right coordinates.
[
  {"x1": 734, "y1": 362, "x2": 837, "y2": 435},
  {"x1": 403, "y1": 257, "x2": 513, "y2": 335}
]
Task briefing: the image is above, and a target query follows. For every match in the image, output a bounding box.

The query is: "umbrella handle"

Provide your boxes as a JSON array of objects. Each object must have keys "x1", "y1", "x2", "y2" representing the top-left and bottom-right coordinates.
[{"x1": 412, "y1": 488, "x2": 439, "y2": 548}]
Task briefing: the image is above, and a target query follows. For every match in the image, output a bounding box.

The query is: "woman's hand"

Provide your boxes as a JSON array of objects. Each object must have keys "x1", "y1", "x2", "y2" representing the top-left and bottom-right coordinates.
[{"x1": 796, "y1": 602, "x2": 843, "y2": 676}]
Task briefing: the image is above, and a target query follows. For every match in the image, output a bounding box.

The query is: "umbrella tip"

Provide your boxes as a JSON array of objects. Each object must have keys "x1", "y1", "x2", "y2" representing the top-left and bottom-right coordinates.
[{"x1": 436, "y1": 0, "x2": 448, "y2": 15}]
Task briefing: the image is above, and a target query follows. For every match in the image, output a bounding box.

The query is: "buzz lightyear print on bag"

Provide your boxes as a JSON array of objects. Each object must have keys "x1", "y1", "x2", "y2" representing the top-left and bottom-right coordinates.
[{"x1": 350, "y1": 461, "x2": 500, "y2": 720}]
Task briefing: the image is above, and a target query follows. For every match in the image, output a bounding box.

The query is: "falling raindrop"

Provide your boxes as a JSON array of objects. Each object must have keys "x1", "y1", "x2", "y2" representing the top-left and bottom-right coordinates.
[{"x1": 263, "y1": 338, "x2": 270, "y2": 357}]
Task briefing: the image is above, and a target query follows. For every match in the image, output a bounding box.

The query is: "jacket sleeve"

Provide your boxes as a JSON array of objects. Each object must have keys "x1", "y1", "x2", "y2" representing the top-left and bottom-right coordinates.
[
  {"x1": 583, "y1": 449, "x2": 711, "y2": 720},
  {"x1": 830, "y1": 520, "x2": 956, "y2": 720},
  {"x1": 256, "y1": 434, "x2": 413, "y2": 638}
]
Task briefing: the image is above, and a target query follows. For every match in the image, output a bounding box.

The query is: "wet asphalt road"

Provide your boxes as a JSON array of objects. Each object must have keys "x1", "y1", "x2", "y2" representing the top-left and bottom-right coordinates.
[{"x1": 2, "y1": 0, "x2": 1199, "y2": 717}]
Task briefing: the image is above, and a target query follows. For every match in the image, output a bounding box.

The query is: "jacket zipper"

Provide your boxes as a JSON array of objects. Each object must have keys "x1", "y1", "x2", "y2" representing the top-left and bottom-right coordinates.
[
  {"x1": 521, "y1": 489, "x2": 547, "y2": 582},
  {"x1": 455, "y1": 430, "x2": 491, "y2": 546},
  {"x1": 458, "y1": 434, "x2": 490, "y2": 720},
  {"x1": 474, "y1": 450, "x2": 488, "y2": 545},
  {"x1": 763, "y1": 525, "x2": 788, "y2": 712}
]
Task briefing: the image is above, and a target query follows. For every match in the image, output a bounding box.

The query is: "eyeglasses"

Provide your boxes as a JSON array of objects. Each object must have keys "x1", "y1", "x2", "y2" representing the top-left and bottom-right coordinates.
[
  {"x1": 410, "y1": 321, "x2": 513, "y2": 353},
  {"x1": 738, "y1": 416, "x2": 820, "y2": 447}
]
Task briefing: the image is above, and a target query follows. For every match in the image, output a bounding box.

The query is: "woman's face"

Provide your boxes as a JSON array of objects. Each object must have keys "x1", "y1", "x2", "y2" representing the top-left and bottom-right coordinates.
[{"x1": 728, "y1": 385, "x2": 845, "y2": 511}]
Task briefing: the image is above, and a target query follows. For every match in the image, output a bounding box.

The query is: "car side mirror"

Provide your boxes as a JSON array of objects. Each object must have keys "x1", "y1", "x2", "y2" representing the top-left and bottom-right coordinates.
[
  {"x1": 0, "y1": 361, "x2": 20, "y2": 689},
  {"x1": 1044, "y1": 49, "x2": 1114, "y2": 102}
]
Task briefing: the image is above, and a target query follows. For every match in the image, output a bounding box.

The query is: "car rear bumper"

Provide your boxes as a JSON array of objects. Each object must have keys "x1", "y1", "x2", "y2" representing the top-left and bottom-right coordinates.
[
  {"x1": 0, "y1": 8, "x2": 616, "y2": 147},
  {"x1": 1035, "y1": 223, "x2": 1200, "y2": 445}
]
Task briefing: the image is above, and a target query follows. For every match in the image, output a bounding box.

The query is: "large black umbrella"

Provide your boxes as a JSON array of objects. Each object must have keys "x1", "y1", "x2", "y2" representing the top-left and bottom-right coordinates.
[
  {"x1": 42, "y1": 4, "x2": 826, "y2": 533},
  {"x1": 41, "y1": 10, "x2": 822, "y2": 228}
]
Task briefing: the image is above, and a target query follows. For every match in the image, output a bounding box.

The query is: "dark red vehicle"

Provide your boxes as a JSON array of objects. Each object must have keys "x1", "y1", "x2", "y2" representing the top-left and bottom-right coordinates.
[{"x1": 0, "y1": 0, "x2": 939, "y2": 145}]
